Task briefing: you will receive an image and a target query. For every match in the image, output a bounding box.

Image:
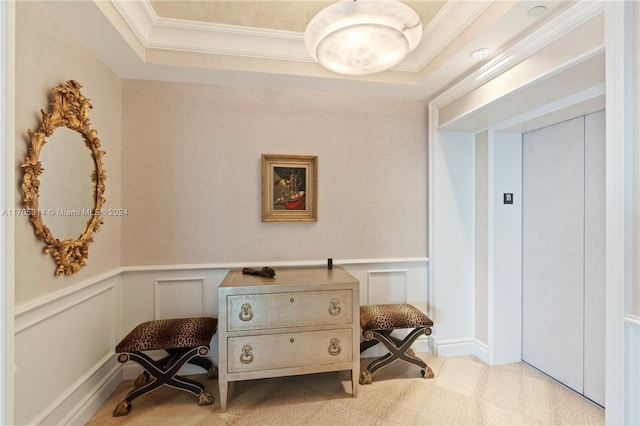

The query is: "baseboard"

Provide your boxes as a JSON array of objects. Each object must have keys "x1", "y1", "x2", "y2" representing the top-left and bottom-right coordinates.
[
  {"x1": 472, "y1": 339, "x2": 490, "y2": 363},
  {"x1": 412, "y1": 335, "x2": 432, "y2": 354},
  {"x1": 435, "y1": 337, "x2": 483, "y2": 359},
  {"x1": 65, "y1": 363, "x2": 122, "y2": 425},
  {"x1": 29, "y1": 353, "x2": 120, "y2": 425}
]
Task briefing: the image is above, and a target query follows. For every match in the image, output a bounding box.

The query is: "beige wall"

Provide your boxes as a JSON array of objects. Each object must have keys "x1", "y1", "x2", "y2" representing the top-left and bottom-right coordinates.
[
  {"x1": 121, "y1": 80, "x2": 428, "y2": 265},
  {"x1": 15, "y1": 1, "x2": 122, "y2": 304},
  {"x1": 13, "y1": 1, "x2": 427, "y2": 300}
]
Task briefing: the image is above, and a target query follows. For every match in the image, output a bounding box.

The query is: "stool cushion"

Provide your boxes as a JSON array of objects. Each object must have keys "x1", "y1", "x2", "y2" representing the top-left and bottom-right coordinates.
[
  {"x1": 116, "y1": 317, "x2": 217, "y2": 353},
  {"x1": 360, "y1": 304, "x2": 433, "y2": 331}
]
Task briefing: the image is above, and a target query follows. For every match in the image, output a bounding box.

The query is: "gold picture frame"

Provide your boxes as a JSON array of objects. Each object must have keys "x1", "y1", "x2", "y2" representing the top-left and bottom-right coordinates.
[{"x1": 262, "y1": 154, "x2": 317, "y2": 222}]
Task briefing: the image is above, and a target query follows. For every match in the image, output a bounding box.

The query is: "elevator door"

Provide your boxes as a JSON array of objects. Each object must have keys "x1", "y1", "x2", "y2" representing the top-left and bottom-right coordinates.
[{"x1": 522, "y1": 111, "x2": 605, "y2": 406}]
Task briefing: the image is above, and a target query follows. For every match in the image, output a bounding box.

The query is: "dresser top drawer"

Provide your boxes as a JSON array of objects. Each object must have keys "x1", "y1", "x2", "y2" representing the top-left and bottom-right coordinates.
[{"x1": 227, "y1": 289, "x2": 352, "y2": 331}]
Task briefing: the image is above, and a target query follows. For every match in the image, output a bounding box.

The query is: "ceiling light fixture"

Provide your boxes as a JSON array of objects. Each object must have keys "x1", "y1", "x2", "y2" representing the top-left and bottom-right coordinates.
[
  {"x1": 526, "y1": 5, "x2": 547, "y2": 17},
  {"x1": 304, "y1": 0, "x2": 422, "y2": 76},
  {"x1": 470, "y1": 48, "x2": 490, "y2": 59}
]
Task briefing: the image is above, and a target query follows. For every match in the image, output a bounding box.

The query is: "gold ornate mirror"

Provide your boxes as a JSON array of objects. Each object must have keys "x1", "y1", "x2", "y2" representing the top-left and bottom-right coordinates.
[{"x1": 21, "y1": 80, "x2": 107, "y2": 276}]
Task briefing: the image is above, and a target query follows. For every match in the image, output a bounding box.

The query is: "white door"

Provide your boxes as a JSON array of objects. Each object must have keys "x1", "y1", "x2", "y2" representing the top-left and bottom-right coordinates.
[
  {"x1": 522, "y1": 115, "x2": 585, "y2": 394},
  {"x1": 522, "y1": 111, "x2": 605, "y2": 406}
]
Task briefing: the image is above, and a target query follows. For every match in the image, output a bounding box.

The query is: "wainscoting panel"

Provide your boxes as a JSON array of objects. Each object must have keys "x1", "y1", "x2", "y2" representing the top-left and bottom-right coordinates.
[
  {"x1": 118, "y1": 269, "x2": 228, "y2": 342},
  {"x1": 13, "y1": 259, "x2": 429, "y2": 423},
  {"x1": 14, "y1": 275, "x2": 119, "y2": 425},
  {"x1": 367, "y1": 269, "x2": 408, "y2": 304},
  {"x1": 339, "y1": 261, "x2": 429, "y2": 317},
  {"x1": 118, "y1": 268, "x2": 229, "y2": 379},
  {"x1": 118, "y1": 260, "x2": 430, "y2": 375},
  {"x1": 154, "y1": 277, "x2": 206, "y2": 319},
  {"x1": 365, "y1": 268, "x2": 410, "y2": 357},
  {"x1": 339, "y1": 261, "x2": 430, "y2": 355}
]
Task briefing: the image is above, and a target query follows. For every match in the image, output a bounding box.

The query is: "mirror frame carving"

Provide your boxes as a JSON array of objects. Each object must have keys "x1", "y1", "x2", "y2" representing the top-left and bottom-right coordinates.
[{"x1": 21, "y1": 80, "x2": 107, "y2": 276}]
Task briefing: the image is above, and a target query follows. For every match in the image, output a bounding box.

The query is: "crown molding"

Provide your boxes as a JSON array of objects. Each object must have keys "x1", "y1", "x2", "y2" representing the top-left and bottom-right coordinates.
[
  {"x1": 66, "y1": 0, "x2": 603, "y2": 99},
  {"x1": 400, "y1": 0, "x2": 491, "y2": 71},
  {"x1": 111, "y1": 0, "x2": 493, "y2": 73},
  {"x1": 431, "y1": 0, "x2": 605, "y2": 108},
  {"x1": 110, "y1": 0, "x2": 154, "y2": 45},
  {"x1": 113, "y1": 0, "x2": 311, "y2": 62},
  {"x1": 109, "y1": 0, "x2": 596, "y2": 81}
]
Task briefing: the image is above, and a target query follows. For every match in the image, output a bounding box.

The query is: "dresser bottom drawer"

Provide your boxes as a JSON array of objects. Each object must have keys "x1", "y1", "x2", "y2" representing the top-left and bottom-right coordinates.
[{"x1": 228, "y1": 329, "x2": 353, "y2": 373}]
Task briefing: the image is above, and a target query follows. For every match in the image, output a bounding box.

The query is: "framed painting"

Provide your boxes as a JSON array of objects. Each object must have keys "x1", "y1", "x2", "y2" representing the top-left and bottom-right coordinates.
[{"x1": 262, "y1": 154, "x2": 318, "y2": 222}]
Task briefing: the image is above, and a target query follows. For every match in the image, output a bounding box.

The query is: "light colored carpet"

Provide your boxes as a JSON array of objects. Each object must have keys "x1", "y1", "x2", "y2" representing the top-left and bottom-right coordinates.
[{"x1": 87, "y1": 354, "x2": 604, "y2": 425}]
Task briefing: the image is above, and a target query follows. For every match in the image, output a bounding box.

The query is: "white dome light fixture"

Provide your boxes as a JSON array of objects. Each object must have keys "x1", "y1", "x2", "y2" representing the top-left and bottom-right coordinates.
[{"x1": 304, "y1": 0, "x2": 422, "y2": 76}]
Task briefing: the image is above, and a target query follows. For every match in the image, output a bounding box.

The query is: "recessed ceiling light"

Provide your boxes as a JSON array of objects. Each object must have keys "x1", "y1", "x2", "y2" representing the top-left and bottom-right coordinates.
[
  {"x1": 470, "y1": 48, "x2": 489, "y2": 59},
  {"x1": 527, "y1": 5, "x2": 547, "y2": 17}
]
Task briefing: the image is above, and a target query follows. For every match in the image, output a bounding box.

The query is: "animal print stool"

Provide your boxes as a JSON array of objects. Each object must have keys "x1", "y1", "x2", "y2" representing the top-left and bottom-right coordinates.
[
  {"x1": 112, "y1": 317, "x2": 218, "y2": 416},
  {"x1": 359, "y1": 304, "x2": 434, "y2": 384}
]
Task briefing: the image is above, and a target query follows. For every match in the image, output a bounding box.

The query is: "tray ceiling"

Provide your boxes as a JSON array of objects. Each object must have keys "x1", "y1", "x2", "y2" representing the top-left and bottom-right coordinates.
[
  {"x1": 149, "y1": 1, "x2": 448, "y2": 32},
  {"x1": 42, "y1": 0, "x2": 575, "y2": 99}
]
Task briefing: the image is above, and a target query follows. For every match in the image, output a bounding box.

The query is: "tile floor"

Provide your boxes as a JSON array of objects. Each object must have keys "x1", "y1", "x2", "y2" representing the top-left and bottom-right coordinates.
[{"x1": 88, "y1": 354, "x2": 604, "y2": 425}]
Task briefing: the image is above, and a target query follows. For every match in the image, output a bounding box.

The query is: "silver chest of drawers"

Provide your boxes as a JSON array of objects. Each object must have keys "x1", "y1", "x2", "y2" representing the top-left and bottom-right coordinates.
[{"x1": 218, "y1": 267, "x2": 360, "y2": 411}]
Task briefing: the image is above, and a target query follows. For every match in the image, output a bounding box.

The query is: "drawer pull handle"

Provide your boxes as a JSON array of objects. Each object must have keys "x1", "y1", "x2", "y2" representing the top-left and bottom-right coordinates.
[
  {"x1": 328, "y1": 299, "x2": 341, "y2": 316},
  {"x1": 239, "y1": 303, "x2": 254, "y2": 322},
  {"x1": 328, "y1": 338, "x2": 341, "y2": 356},
  {"x1": 290, "y1": 297, "x2": 294, "y2": 303},
  {"x1": 290, "y1": 338, "x2": 295, "y2": 343},
  {"x1": 240, "y1": 345, "x2": 254, "y2": 364}
]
